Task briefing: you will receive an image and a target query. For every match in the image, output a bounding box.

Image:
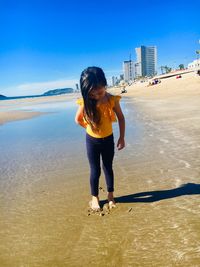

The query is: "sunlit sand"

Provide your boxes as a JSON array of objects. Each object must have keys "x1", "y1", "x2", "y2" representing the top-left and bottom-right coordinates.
[{"x1": 0, "y1": 71, "x2": 200, "y2": 266}]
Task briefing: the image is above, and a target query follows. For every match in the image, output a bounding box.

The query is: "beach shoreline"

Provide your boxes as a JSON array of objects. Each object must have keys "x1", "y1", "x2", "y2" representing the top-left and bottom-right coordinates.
[
  {"x1": 0, "y1": 93, "x2": 79, "y2": 125},
  {"x1": 1, "y1": 71, "x2": 199, "y2": 126}
]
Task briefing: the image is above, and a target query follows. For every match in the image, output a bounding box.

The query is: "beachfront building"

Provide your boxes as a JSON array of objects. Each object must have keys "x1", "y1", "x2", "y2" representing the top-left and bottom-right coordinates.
[
  {"x1": 123, "y1": 60, "x2": 135, "y2": 83},
  {"x1": 135, "y1": 46, "x2": 157, "y2": 77},
  {"x1": 188, "y1": 59, "x2": 200, "y2": 69},
  {"x1": 135, "y1": 62, "x2": 142, "y2": 78},
  {"x1": 112, "y1": 76, "x2": 119, "y2": 86},
  {"x1": 119, "y1": 74, "x2": 124, "y2": 81},
  {"x1": 112, "y1": 76, "x2": 116, "y2": 86}
]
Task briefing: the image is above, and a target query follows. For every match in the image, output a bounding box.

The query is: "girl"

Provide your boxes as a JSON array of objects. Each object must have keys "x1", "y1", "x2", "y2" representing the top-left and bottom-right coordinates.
[{"x1": 75, "y1": 66, "x2": 125, "y2": 211}]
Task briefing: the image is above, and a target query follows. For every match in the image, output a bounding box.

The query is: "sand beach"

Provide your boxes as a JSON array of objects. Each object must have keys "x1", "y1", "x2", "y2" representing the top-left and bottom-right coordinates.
[{"x1": 0, "y1": 71, "x2": 200, "y2": 266}]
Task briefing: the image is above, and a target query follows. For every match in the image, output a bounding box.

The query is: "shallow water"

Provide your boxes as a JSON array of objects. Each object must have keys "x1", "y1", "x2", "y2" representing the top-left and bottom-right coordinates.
[
  {"x1": 0, "y1": 97, "x2": 200, "y2": 267},
  {"x1": 0, "y1": 99, "x2": 141, "y2": 193}
]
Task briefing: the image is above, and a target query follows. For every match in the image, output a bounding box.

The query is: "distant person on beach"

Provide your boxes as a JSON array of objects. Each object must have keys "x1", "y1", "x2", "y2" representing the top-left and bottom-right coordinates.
[
  {"x1": 75, "y1": 66, "x2": 125, "y2": 211},
  {"x1": 120, "y1": 81, "x2": 127, "y2": 93},
  {"x1": 121, "y1": 85, "x2": 127, "y2": 94},
  {"x1": 148, "y1": 78, "x2": 161, "y2": 86}
]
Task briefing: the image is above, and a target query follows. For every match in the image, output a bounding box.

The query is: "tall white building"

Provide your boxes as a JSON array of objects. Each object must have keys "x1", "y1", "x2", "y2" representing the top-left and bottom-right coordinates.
[
  {"x1": 188, "y1": 59, "x2": 200, "y2": 69},
  {"x1": 123, "y1": 60, "x2": 135, "y2": 82},
  {"x1": 135, "y1": 46, "x2": 157, "y2": 77}
]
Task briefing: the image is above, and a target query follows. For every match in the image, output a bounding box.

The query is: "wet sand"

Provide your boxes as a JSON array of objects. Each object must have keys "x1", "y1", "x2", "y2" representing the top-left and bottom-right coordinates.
[{"x1": 0, "y1": 73, "x2": 200, "y2": 266}]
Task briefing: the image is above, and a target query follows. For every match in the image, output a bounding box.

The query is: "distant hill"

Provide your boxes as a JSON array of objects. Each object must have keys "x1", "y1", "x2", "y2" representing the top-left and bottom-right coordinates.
[
  {"x1": 42, "y1": 88, "x2": 74, "y2": 96},
  {"x1": 0, "y1": 94, "x2": 7, "y2": 100},
  {"x1": 0, "y1": 88, "x2": 74, "y2": 101}
]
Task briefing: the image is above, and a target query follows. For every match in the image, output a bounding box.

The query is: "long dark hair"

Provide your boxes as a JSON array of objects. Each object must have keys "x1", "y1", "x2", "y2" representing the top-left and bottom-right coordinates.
[{"x1": 80, "y1": 66, "x2": 107, "y2": 131}]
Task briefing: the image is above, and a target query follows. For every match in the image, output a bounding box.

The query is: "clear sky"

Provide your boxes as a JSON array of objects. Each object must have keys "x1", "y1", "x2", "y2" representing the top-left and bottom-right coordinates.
[{"x1": 0, "y1": 0, "x2": 200, "y2": 96}]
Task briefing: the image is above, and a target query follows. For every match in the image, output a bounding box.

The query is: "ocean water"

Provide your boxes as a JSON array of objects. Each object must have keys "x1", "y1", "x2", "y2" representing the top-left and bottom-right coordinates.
[
  {"x1": 0, "y1": 98, "x2": 142, "y2": 197},
  {"x1": 0, "y1": 101, "x2": 84, "y2": 192},
  {"x1": 0, "y1": 97, "x2": 141, "y2": 206}
]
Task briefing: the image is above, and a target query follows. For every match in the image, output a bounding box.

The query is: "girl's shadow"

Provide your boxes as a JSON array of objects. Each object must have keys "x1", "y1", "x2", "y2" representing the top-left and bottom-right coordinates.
[{"x1": 100, "y1": 183, "x2": 200, "y2": 205}]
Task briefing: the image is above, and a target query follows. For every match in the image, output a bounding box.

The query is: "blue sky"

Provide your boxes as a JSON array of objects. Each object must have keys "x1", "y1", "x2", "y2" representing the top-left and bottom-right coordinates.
[{"x1": 0, "y1": 0, "x2": 200, "y2": 96}]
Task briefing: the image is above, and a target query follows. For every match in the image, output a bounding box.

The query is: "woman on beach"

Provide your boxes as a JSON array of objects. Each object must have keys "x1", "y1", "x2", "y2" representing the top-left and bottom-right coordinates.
[{"x1": 75, "y1": 66, "x2": 125, "y2": 211}]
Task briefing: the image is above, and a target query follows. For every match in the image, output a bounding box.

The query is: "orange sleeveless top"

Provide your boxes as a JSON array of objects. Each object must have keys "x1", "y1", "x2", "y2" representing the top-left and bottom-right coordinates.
[{"x1": 76, "y1": 95, "x2": 121, "y2": 138}]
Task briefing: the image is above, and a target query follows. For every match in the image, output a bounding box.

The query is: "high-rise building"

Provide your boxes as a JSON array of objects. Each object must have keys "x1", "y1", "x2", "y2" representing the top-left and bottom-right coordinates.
[
  {"x1": 111, "y1": 76, "x2": 119, "y2": 86},
  {"x1": 119, "y1": 74, "x2": 124, "y2": 81},
  {"x1": 135, "y1": 62, "x2": 141, "y2": 78},
  {"x1": 135, "y1": 46, "x2": 157, "y2": 77},
  {"x1": 123, "y1": 60, "x2": 135, "y2": 82},
  {"x1": 112, "y1": 76, "x2": 116, "y2": 86}
]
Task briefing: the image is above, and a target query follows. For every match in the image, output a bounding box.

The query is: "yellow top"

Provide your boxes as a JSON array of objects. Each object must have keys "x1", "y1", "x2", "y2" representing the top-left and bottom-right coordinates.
[{"x1": 76, "y1": 95, "x2": 121, "y2": 138}]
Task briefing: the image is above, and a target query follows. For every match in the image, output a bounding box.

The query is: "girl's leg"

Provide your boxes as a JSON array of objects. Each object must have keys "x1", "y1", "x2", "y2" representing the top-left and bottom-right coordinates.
[
  {"x1": 86, "y1": 134, "x2": 101, "y2": 198},
  {"x1": 101, "y1": 135, "x2": 115, "y2": 197}
]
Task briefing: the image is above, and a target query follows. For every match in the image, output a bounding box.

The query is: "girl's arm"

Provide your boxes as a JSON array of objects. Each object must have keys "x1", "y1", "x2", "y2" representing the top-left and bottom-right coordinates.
[
  {"x1": 75, "y1": 106, "x2": 87, "y2": 128},
  {"x1": 113, "y1": 100, "x2": 125, "y2": 150}
]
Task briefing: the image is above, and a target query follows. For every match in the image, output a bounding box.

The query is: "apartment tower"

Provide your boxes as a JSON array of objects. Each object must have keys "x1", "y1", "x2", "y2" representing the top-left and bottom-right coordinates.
[{"x1": 135, "y1": 46, "x2": 157, "y2": 77}]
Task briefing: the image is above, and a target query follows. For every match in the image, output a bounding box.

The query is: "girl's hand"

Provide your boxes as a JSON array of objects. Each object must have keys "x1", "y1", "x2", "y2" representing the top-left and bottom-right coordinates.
[
  {"x1": 117, "y1": 137, "x2": 125, "y2": 150},
  {"x1": 113, "y1": 96, "x2": 125, "y2": 151}
]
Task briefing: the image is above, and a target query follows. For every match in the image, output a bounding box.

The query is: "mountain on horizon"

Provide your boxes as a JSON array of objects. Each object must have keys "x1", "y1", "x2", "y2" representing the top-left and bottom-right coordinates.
[
  {"x1": 0, "y1": 94, "x2": 7, "y2": 99},
  {"x1": 0, "y1": 87, "x2": 74, "y2": 100},
  {"x1": 42, "y1": 88, "x2": 74, "y2": 96}
]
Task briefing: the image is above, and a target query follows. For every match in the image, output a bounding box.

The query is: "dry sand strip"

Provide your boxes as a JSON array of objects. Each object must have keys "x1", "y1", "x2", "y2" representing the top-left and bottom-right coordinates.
[
  {"x1": 108, "y1": 72, "x2": 200, "y2": 128},
  {"x1": 0, "y1": 93, "x2": 79, "y2": 126},
  {"x1": 0, "y1": 93, "x2": 78, "y2": 111},
  {"x1": 0, "y1": 110, "x2": 45, "y2": 126}
]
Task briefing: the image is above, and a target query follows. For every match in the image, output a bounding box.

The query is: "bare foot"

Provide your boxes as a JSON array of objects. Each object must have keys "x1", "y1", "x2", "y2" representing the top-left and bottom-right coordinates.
[
  {"x1": 107, "y1": 192, "x2": 116, "y2": 209},
  {"x1": 108, "y1": 201, "x2": 116, "y2": 209},
  {"x1": 89, "y1": 196, "x2": 100, "y2": 211}
]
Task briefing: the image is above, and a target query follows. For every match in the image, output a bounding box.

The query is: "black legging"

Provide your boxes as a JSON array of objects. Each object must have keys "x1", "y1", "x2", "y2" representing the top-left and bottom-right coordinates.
[{"x1": 86, "y1": 133, "x2": 115, "y2": 196}]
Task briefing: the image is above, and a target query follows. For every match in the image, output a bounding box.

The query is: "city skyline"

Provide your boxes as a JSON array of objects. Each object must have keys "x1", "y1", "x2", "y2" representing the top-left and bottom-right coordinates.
[{"x1": 0, "y1": 0, "x2": 200, "y2": 96}]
